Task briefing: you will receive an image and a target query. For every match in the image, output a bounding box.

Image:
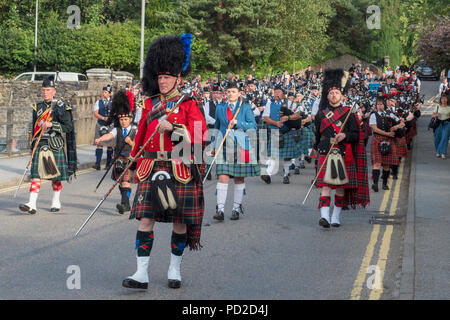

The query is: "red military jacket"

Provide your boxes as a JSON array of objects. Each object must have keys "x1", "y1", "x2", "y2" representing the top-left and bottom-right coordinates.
[{"x1": 131, "y1": 93, "x2": 207, "y2": 183}]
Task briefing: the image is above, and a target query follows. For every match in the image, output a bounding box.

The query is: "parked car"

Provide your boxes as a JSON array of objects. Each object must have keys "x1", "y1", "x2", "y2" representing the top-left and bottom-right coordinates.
[
  {"x1": 86, "y1": 68, "x2": 134, "y2": 82},
  {"x1": 14, "y1": 71, "x2": 88, "y2": 82},
  {"x1": 416, "y1": 61, "x2": 440, "y2": 81}
]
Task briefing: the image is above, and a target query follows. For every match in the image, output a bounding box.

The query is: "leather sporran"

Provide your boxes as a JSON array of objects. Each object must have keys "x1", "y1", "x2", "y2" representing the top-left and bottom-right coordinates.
[
  {"x1": 323, "y1": 148, "x2": 348, "y2": 186},
  {"x1": 38, "y1": 145, "x2": 60, "y2": 179},
  {"x1": 378, "y1": 141, "x2": 391, "y2": 156}
]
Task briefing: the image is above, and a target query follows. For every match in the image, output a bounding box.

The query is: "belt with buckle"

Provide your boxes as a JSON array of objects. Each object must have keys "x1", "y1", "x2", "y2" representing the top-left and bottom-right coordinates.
[{"x1": 143, "y1": 151, "x2": 172, "y2": 160}]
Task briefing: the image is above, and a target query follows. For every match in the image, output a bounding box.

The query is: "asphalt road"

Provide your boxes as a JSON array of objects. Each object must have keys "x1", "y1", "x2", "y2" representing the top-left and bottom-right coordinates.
[{"x1": 0, "y1": 79, "x2": 441, "y2": 300}]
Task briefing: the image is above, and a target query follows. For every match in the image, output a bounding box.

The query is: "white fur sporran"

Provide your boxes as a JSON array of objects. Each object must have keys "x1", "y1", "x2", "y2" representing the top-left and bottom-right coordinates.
[{"x1": 323, "y1": 148, "x2": 348, "y2": 186}]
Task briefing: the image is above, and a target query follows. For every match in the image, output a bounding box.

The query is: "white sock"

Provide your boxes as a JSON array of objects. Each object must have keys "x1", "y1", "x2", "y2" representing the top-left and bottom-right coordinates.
[
  {"x1": 129, "y1": 256, "x2": 150, "y2": 283},
  {"x1": 168, "y1": 253, "x2": 183, "y2": 281},
  {"x1": 320, "y1": 206, "x2": 330, "y2": 223},
  {"x1": 26, "y1": 192, "x2": 39, "y2": 210},
  {"x1": 51, "y1": 191, "x2": 61, "y2": 209},
  {"x1": 301, "y1": 154, "x2": 305, "y2": 161},
  {"x1": 331, "y1": 206, "x2": 342, "y2": 225},
  {"x1": 265, "y1": 159, "x2": 277, "y2": 176},
  {"x1": 216, "y1": 183, "x2": 228, "y2": 211},
  {"x1": 283, "y1": 160, "x2": 290, "y2": 176},
  {"x1": 233, "y1": 183, "x2": 245, "y2": 210},
  {"x1": 294, "y1": 158, "x2": 301, "y2": 168},
  {"x1": 291, "y1": 159, "x2": 295, "y2": 165}
]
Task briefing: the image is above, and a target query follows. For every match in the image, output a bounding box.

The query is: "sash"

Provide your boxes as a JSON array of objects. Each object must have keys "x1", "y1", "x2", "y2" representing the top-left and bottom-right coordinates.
[
  {"x1": 227, "y1": 105, "x2": 249, "y2": 163},
  {"x1": 33, "y1": 107, "x2": 52, "y2": 138},
  {"x1": 319, "y1": 107, "x2": 349, "y2": 134}
]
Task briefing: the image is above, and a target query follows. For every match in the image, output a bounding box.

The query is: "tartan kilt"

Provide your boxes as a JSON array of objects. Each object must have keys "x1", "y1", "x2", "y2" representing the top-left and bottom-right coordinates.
[
  {"x1": 298, "y1": 126, "x2": 315, "y2": 154},
  {"x1": 370, "y1": 134, "x2": 400, "y2": 166},
  {"x1": 316, "y1": 153, "x2": 357, "y2": 190},
  {"x1": 110, "y1": 156, "x2": 137, "y2": 183},
  {"x1": 267, "y1": 129, "x2": 302, "y2": 159},
  {"x1": 130, "y1": 161, "x2": 204, "y2": 249},
  {"x1": 395, "y1": 136, "x2": 408, "y2": 158},
  {"x1": 216, "y1": 163, "x2": 261, "y2": 177},
  {"x1": 30, "y1": 140, "x2": 68, "y2": 181}
]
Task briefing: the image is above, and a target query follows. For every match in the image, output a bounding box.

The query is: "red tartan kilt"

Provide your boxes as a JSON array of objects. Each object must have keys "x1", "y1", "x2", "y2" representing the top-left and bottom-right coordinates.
[
  {"x1": 371, "y1": 134, "x2": 400, "y2": 166},
  {"x1": 395, "y1": 136, "x2": 408, "y2": 158},
  {"x1": 316, "y1": 153, "x2": 357, "y2": 189},
  {"x1": 131, "y1": 161, "x2": 204, "y2": 225}
]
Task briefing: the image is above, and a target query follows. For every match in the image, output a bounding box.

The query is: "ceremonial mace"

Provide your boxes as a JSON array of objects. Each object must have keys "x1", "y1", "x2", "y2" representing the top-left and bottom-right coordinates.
[
  {"x1": 202, "y1": 102, "x2": 242, "y2": 185},
  {"x1": 75, "y1": 88, "x2": 193, "y2": 237},
  {"x1": 302, "y1": 102, "x2": 357, "y2": 205}
]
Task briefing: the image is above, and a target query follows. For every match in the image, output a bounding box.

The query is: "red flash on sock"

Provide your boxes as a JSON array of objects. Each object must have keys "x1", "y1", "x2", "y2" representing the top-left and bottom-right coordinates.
[
  {"x1": 30, "y1": 180, "x2": 41, "y2": 193},
  {"x1": 52, "y1": 181, "x2": 62, "y2": 192}
]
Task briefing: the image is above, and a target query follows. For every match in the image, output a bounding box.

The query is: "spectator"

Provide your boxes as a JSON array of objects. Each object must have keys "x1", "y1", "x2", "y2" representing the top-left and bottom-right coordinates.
[
  {"x1": 93, "y1": 85, "x2": 114, "y2": 170},
  {"x1": 439, "y1": 77, "x2": 448, "y2": 97},
  {"x1": 431, "y1": 91, "x2": 450, "y2": 159}
]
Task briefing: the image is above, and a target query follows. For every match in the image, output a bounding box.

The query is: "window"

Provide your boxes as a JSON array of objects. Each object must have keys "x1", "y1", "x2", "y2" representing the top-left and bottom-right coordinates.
[
  {"x1": 15, "y1": 74, "x2": 32, "y2": 81},
  {"x1": 78, "y1": 74, "x2": 88, "y2": 81},
  {"x1": 34, "y1": 74, "x2": 54, "y2": 81}
]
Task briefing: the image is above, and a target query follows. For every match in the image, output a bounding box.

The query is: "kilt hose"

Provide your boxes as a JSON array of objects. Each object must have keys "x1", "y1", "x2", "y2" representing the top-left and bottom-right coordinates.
[
  {"x1": 395, "y1": 136, "x2": 408, "y2": 158},
  {"x1": 130, "y1": 161, "x2": 204, "y2": 250},
  {"x1": 298, "y1": 126, "x2": 315, "y2": 155},
  {"x1": 266, "y1": 129, "x2": 302, "y2": 159},
  {"x1": 370, "y1": 134, "x2": 400, "y2": 166},
  {"x1": 30, "y1": 140, "x2": 68, "y2": 181},
  {"x1": 316, "y1": 151, "x2": 357, "y2": 190}
]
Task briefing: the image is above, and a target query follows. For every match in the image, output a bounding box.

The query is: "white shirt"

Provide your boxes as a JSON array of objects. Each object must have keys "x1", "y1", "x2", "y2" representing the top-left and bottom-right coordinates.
[
  {"x1": 369, "y1": 111, "x2": 398, "y2": 126},
  {"x1": 110, "y1": 125, "x2": 133, "y2": 138},
  {"x1": 311, "y1": 99, "x2": 321, "y2": 116},
  {"x1": 93, "y1": 98, "x2": 111, "y2": 112},
  {"x1": 204, "y1": 100, "x2": 221, "y2": 126}
]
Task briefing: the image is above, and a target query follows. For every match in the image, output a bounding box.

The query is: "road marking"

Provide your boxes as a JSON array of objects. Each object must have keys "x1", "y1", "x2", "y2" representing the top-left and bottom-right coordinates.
[
  {"x1": 350, "y1": 173, "x2": 393, "y2": 300},
  {"x1": 368, "y1": 161, "x2": 404, "y2": 300},
  {"x1": 1, "y1": 168, "x2": 96, "y2": 194}
]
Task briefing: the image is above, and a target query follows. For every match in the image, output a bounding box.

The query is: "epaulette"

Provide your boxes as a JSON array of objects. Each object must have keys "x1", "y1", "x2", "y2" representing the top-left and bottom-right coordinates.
[
  {"x1": 30, "y1": 103, "x2": 37, "y2": 112},
  {"x1": 65, "y1": 104, "x2": 72, "y2": 111}
]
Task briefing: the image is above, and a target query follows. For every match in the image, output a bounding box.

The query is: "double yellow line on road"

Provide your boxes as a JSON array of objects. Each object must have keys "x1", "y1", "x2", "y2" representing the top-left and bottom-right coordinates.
[{"x1": 350, "y1": 161, "x2": 405, "y2": 300}]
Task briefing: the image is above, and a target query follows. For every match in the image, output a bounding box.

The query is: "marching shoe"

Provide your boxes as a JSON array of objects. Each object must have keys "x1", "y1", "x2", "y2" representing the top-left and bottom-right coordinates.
[
  {"x1": 213, "y1": 206, "x2": 224, "y2": 221},
  {"x1": 372, "y1": 184, "x2": 379, "y2": 192},
  {"x1": 230, "y1": 205, "x2": 243, "y2": 221},
  {"x1": 116, "y1": 203, "x2": 131, "y2": 214},
  {"x1": 319, "y1": 206, "x2": 330, "y2": 228},
  {"x1": 290, "y1": 163, "x2": 295, "y2": 170},
  {"x1": 19, "y1": 192, "x2": 38, "y2": 215},
  {"x1": 168, "y1": 254, "x2": 182, "y2": 289},
  {"x1": 19, "y1": 204, "x2": 37, "y2": 215},
  {"x1": 92, "y1": 164, "x2": 101, "y2": 170},
  {"x1": 122, "y1": 256, "x2": 150, "y2": 290},
  {"x1": 382, "y1": 184, "x2": 389, "y2": 190},
  {"x1": 294, "y1": 167, "x2": 300, "y2": 175},
  {"x1": 283, "y1": 176, "x2": 290, "y2": 184},
  {"x1": 260, "y1": 175, "x2": 271, "y2": 184}
]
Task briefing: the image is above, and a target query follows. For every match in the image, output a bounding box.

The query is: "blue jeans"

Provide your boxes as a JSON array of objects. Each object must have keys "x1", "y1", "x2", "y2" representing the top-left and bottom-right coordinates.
[{"x1": 434, "y1": 120, "x2": 450, "y2": 155}]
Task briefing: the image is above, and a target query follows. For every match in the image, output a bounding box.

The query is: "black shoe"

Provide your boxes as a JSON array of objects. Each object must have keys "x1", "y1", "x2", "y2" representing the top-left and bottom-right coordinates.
[
  {"x1": 372, "y1": 184, "x2": 379, "y2": 192},
  {"x1": 290, "y1": 163, "x2": 295, "y2": 170},
  {"x1": 319, "y1": 218, "x2": 330, "y2": 228},
  {"x1": 392, "y1": 174, "x2": 398, "y2": 180},
  {"x1": 261, "y1": 175, "x2": 271, "y2": 184},
  {"x1": 331, "y1": 223, "x2": 341, "y2": 228},
  {"x1": 213, "y1": 206, "x2": 224, "y2": 221},
  {"x1": 19, "y1": 204, "x2": 36, "y2": 215},
  {"x1": 122, "y1": 278, "x2": 148, "y2": 290},
  {"x1": 92, "y1": 164, "x2": 100, "y2": 170},
  {"x1": 50, "y1": 207, "x2": 60, "y2": 213},
  {"x1": 168, "y1": 279, "x2": 181, "y2": 289},
  {"x1": 230, "y1": 209, "x2": 240, "y2": 220},
  {"x1": 382, "y1": 184, "x2": 389, "y2": 190},
  {"x1": 104, "y1": 164, "x2": 111, "y2": 170},
  {"x1": 283, "y1": 176, "x2": 290, "y2": 184},
  {"x1": 230, "y1": 204, "x2": 243, "y2": 220},
  {"x1": 116, "y1": 203, "x2": 130, "y2": 214},
  {"x1": 294, "y1": 167, "x2": 300, "y2": 175},
  {"x1": 300, "y1": 162, "x2": 306, "y2": 169}
]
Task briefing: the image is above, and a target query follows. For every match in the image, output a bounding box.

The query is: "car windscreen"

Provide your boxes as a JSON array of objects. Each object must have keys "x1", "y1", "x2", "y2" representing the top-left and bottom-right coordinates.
[{"x1": 34, "y1": 73, "x2": 54, "y2": 81}]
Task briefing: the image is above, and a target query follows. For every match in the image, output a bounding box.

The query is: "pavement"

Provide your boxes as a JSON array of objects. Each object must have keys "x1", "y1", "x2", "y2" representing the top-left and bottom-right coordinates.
[{"x1": 399, "y1": 114, "x2": 450, "y2": 299}]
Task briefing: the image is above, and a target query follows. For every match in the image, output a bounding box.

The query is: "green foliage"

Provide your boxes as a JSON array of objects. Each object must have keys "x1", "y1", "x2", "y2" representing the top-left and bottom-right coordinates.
[{"x1": 0, "y1": 0, "x2": 446, "y2": 78}]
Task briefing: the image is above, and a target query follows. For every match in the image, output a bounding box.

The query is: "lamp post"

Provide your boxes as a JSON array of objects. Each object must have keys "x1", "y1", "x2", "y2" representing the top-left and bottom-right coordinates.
[
  {"x1": 34, "y1": 0, "x2": 39, "y2": 73},
  {"x1": 139, "y1": 0, "x2": 146, "y2": 79}
]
